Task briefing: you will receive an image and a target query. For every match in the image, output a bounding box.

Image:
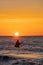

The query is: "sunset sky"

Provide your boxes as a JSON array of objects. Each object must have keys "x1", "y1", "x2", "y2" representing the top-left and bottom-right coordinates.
[{"x1": 0, "y1": 0, "x2": 43, "y2": 36}]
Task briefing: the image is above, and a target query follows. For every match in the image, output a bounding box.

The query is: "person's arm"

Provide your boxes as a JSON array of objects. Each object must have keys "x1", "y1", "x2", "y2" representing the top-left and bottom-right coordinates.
[{"x1": 21, "y1": 41, "x2": 23, "y2": 44}]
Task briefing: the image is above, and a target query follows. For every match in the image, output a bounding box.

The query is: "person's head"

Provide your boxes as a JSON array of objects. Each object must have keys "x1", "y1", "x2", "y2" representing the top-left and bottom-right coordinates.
[{"x1": 17, "y1": 40, "x2": 19, "y2": 42}]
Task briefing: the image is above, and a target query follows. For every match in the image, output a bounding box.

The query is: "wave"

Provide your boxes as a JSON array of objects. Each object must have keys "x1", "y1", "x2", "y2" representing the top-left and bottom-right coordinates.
[{"x1": 0, "y1": 55, "x2": 43, "y2": 65}]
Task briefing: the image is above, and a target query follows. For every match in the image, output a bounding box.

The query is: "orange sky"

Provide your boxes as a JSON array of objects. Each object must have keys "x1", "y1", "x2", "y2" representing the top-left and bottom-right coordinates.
[{"x1": 0, "y1": 0, "x2": 43, "y2": 36}]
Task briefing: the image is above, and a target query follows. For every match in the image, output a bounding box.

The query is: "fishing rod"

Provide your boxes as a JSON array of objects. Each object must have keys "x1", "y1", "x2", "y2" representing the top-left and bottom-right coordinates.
[{"x1": 20, "y1": 40, "x2": 27, "y2": 47}]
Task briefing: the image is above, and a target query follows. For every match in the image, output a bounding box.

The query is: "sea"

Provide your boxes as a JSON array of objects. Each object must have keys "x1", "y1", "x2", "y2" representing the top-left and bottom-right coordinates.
[{"x1": 0, "y1": 36, "x2": 43, "y2": 65}]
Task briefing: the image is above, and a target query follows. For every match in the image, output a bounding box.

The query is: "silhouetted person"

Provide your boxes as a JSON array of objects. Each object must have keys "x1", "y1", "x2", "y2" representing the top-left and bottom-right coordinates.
[{"x1": 15, "y1": 40, "x2": 21, "y2": 47}]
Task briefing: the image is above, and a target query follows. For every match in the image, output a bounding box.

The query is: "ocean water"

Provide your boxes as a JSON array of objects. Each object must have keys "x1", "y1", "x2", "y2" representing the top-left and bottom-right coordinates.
[{"x1": 0, "y1": 36, "x2": 43, "y2": 65}]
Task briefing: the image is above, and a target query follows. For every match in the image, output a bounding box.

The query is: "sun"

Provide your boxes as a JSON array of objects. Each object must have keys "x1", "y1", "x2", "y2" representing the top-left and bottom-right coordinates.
[{"x1": 14, "y1": 32, "x2": 19, "y2": 36}]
